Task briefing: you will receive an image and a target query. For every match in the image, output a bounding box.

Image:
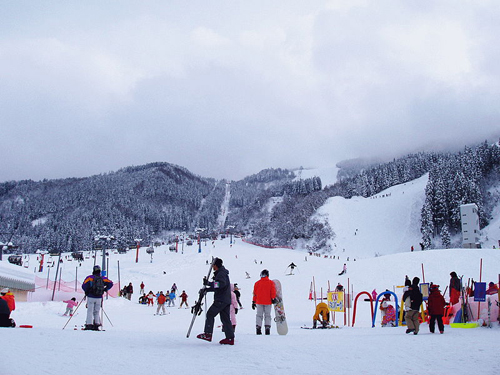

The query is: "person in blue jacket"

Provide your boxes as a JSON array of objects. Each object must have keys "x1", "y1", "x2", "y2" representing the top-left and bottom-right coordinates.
[{"x1": 82, "y1": 265, "x2": 113, "y2": 330}]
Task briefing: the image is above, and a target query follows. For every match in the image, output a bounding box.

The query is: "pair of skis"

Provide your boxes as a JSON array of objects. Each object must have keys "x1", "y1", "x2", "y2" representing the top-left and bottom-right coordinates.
[{"x1": 186, "y1": 257, "x2": 215, "y2": 338}]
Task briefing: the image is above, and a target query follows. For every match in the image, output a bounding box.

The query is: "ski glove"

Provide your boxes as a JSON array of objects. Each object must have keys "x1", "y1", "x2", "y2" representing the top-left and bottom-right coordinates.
[
  {"x1": 203, "y1": 277, "x2": 210, "y2": 286},
  {"x1": 272, "y1": 298, "x2": 278, "y2": 304},
  {"x1": 252, "y1": 301, "x2": 256, "y2": 310}
]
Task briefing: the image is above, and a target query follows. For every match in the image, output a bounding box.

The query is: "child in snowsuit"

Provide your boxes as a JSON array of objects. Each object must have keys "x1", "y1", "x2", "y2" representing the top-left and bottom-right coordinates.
[
  {"x1": 63, "y1": 298, "x2": 78, "y2": 316},
  {"x1": 179, "y1": 291, "x2": 189, "y2": 308},
  {"x1": 229, "y1": 284, "x2": 239, "y2": 331},
  {"x1": 147, "y1": 291, "x2": 155, "y2": 306},
  {"x1": 380, "y1": 294, "x2": 396, "y2": 327},
  {"x1": 428, "y1": 284, "x2": 446, "y2": 334}
]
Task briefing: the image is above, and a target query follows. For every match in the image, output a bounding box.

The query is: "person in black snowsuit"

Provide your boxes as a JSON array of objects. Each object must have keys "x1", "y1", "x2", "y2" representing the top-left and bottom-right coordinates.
[
  {"x1": 197, "y1": 258, "x2": 235, "y2": 345},
  {"x1": 0, "y1": 297, "x2": 15, "y2": 327},
  {"x1": 233, "y1": 283, "x2": 243, "y2": 308}
]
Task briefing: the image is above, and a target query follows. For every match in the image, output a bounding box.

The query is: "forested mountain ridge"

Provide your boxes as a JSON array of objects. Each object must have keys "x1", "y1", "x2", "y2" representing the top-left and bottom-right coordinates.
[{"x1": 2, "y1": 141, "x2": 500, "y2": 254}]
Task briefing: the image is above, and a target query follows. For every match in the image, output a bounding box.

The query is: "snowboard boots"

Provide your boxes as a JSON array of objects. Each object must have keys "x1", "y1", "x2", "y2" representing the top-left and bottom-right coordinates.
[
  {"x1": 256, "y1": 325, "x2": 271, "y2": 335},
  {"x1": 196, "y1": 332, "x2": 212, "y2": 342},
  {"x1": 219, "y1": 338, "x2": 234, "y2": 345}
]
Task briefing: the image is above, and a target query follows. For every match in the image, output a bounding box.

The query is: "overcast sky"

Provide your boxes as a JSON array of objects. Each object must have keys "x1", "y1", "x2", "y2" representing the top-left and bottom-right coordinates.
[{"x1": 1, "y1": 1, "x2": 499, "y2": 182}]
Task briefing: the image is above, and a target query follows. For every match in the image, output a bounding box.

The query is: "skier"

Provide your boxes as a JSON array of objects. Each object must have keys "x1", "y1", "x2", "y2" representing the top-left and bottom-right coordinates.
[
  {"x1": 62, "y1": 297, "x2": 78, "y2": 316},
  {"x1": 287, "y1": 263, "x2": 297, "y2": 275},
  {"x1": 403, "y1": 277, "x2": 423, "y2": 335},
  {"x1": 245, "y1": 272, "x2": 251, "y2": 279},
  {"x1": 81, "y1": 265, "x2": 113, "y2": 330},
  {"x1": 156, "y1": 291, "x2": 167, "y2": 315},
  {"x1": 313, "y1": 302, "x2": 330, "y2": 328},
  {"x1": 252, "y1": 269, "x2": 277, "y2": 335},
  {"x1": 428, "y1": 284, "x2": 445, "y2": 334},
  {"x1": 140, "y1": 281, "x2": 145, "y2": 295},
  {"x1": 338, "y1": 263, "x2": 347, "y2": 275},
  {"x1": 147, "y1": 291, "x2": 155, "y2": 306},
  {"x1": 169, "y1": 290, "x2": 176, "y2": 307},
  {"x1": 196, "y1": 258, "x2": 235, "y2": 345},
  {"x1": 171, "y1": 283, "x2": 177, "y2": 293},
  {"x1": 449, "y1": 272, "x2": 461, "y2": 305},
  {"x1": 179, "y1": 290, "x2": 189, "y2": 308}
]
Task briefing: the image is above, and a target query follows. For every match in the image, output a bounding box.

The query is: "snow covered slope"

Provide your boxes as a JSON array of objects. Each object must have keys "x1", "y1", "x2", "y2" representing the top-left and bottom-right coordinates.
[{"x1": 3, "y1": 238, "x2": 500, "y2": 375}]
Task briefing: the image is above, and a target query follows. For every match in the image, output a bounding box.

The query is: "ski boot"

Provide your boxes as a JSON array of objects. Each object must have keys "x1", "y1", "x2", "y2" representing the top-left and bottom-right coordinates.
[
  {"x1": 219, "y1": 337, "x2": 234, "y2": 345},
  {"x1": 83, "y1": 324, "x2": 95, "y2": 331},
  {"x1": 265, "y1": 325, "x2": 271, "y2": 335},
  {"x1": 256, "y1": 326, "x2": 262, "y2": 335},
  {"x1": 196, "y1": 332, "x2": 212, "y2": 342}
]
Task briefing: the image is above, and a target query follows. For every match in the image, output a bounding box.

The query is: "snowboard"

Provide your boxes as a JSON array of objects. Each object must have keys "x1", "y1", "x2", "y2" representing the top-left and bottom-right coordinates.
[
  {"x1": 300, "y1": 325, "x2": 340, "y2": 330},
  {"x1": 273, "y1": 279, "x2": 288, "y2": 335}
]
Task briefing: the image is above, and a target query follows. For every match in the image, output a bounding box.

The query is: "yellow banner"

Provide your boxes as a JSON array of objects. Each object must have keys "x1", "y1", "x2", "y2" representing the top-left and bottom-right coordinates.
[{"x1": 327, "y1": 291, "x2": 344, "y2": 312}]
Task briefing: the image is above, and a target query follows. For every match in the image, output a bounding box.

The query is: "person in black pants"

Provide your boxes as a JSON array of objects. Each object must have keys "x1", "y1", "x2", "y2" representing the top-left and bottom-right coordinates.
[
  {"x1": 428, "y1": 284, "x2": 446, "y2": 334},
  {"x1": 197, "y1": 258, "x2": 235, "y2": 345},
  {"x1": 233, "y1": 284, "x2": 243, "y2": 309}
]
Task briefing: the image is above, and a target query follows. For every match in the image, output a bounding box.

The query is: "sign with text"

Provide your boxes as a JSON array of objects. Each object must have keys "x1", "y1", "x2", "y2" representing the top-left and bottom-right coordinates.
[{"x1": 327, "y1": 291, "x2": 345, "y2": 312}]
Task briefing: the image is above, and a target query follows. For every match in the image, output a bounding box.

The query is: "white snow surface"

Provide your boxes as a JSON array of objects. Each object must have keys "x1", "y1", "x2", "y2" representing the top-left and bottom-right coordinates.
[
  {"x1": 3, "y1": 174, "x2": 500, "y2": 375},
  {"x1": 3, "y1": 240, "x2": 500, "y2": 375}
]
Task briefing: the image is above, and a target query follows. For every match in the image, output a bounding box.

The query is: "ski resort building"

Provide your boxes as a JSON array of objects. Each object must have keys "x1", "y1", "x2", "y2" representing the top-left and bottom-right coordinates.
[
  {"x1": 460, "y1": 203, "x2": 481, "y2": 248},
  {"x1": 0, "y1": 260, "x2": 35, "y2": 302}
]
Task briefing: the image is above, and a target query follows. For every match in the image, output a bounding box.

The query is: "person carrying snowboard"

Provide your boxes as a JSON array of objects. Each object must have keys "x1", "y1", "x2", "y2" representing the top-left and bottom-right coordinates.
[
  {"x1": 313, "y1": 302, "x2": 330, "y2": 328},
  {"x1": 252, "y1": 269, "x2": 277, "y2": 335},
  {"x1": 81, "y1": 265, "x2": 113, "y2": 330},
  {"x1": 197, "y1": 257, "x2": 235, "y2": 345}
]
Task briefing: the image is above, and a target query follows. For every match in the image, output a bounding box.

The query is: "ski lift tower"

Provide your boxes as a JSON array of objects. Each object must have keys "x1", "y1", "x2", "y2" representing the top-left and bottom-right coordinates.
[
  {"x1": 460, "y1": 203, "x2": 481, "y2": 248},
  {"x1": 227, "y1": 225, "x2": 236, "y2": 244},
  {"x1": 195, "y1": 228, "x2": 206, "y2": 253}
]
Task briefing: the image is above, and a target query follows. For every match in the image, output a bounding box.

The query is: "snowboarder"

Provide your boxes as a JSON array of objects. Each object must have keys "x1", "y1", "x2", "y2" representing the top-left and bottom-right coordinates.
[
  {"x1": 403, "y1": 277, "x2": 423, "y2": 335},
  {"x1": 179, "y1": 290, "x2": 189, "y2": 308},
  {"x1": 428, "y1": 284, "x2": 445, "y2": 334},
  {"x1": 449, "y1": 272, "x2": 461, "y2": 305},
  {"x1": 156, "y1": 291, "x2": 167, "y2": 315},
  {"x1": 62, "y1": 297, "x2": 78, "y2": 316},
  {"x1": 196, "y1": 257, "x2": 235, "y2": 345},
  {"x1": 252, "y1": 269, "x2": 277, "y2": 335},
  {"x1": 313, "y1": 302, "x2": 330, "y2": 328},
  {"x1": 81, "y1": 265, "x2": 113, "y2": 330}
]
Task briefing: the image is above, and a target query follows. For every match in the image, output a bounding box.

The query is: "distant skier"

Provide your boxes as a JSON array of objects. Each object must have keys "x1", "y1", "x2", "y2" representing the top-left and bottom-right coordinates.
[
  {"x1": 287, "y1": 263, "x2": 297, "y2": 275},
  {"x1": 140, "y1": 281, "x2": 145, "y2": 295},
  {"x1": 169, "y1": 290, "x2": 176, "y2": 307},
  {"x1": 252, "y1": 269, "x2": 277, "y2": 335},
  {"x1": 245, "y1": 272, "x2": 251, "y2": 279},
  {"x1": 179, "y1": 290, "x2": 189, "y2": 308},
  {"x1": 156, "y1": 291, "x2": 167, "y2": 315},
  {"x1": 338, "y1": 264, "x2": 347, "y2": 276},
  {"x1": 197, "y1": 258, "x2": 235, "y2": 345}
]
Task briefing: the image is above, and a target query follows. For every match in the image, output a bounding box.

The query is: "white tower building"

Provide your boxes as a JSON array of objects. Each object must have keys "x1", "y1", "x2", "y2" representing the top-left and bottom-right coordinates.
[{"x1": 460, "y1": 203, "x2": 480, "y2": 248}]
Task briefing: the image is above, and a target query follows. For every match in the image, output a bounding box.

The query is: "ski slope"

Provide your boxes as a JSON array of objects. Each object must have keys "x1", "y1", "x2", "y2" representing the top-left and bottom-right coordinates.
[{"x1": 3, "y1": 238, "x2": 500, "y2": 375}]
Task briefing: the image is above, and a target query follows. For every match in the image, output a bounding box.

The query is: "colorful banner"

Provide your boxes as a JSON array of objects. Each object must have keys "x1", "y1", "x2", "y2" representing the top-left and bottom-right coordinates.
[{"x1": 327, "y1": 291, "x2": 344, "y2": 312}]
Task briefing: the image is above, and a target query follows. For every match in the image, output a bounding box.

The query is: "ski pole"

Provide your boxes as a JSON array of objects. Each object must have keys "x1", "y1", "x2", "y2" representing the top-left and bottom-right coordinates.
[
  {"x1": 101, "y1": 305, "x2": 114, "y2": 327},
  {"x1": 62, "y1": 296, "x2": 86, "y2": 330}
]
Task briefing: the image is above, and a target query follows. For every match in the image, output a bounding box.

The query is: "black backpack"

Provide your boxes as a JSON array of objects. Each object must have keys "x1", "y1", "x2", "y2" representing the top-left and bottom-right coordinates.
[{"x1": 91, "y1": 276, "x2": 106, "y2": 296}]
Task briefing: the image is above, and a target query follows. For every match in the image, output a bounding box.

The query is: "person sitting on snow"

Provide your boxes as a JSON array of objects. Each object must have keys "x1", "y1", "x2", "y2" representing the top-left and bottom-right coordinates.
[
  {"x1": 380, "y1": 293, "x2": 396, "y2": 327},
  {"x1": 313, "y1": 302, "x2": 330, "y2": 328}
]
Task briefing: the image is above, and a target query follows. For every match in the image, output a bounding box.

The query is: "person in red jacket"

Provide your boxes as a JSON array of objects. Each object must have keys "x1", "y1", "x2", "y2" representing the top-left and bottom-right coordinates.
[
  {"x1": 428, "y1": 283, "x2": 446, "y2": 334},
  {"x1": 252, "y1": 269, "x2": 277, "y2": 335}
]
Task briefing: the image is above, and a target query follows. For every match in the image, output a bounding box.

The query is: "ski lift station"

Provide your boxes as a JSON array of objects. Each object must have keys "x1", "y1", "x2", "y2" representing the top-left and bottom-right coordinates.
[{"x1": 460, "y1": 203, "x2": 480, "y2": 248}]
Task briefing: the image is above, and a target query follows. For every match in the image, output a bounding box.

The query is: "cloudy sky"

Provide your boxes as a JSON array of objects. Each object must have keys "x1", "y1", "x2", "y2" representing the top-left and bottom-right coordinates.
[{"x1": 1, "y1": 1, "x2": 499, "y2": 182}]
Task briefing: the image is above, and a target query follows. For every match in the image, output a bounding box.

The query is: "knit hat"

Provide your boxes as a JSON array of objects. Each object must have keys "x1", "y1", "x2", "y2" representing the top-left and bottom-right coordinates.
[
  {"x1": 213, "y1": 258, "x2": 223, "y2": 268},
  {"x1": 0, "y1": 288, "x2": 8, "y2": 294}
]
